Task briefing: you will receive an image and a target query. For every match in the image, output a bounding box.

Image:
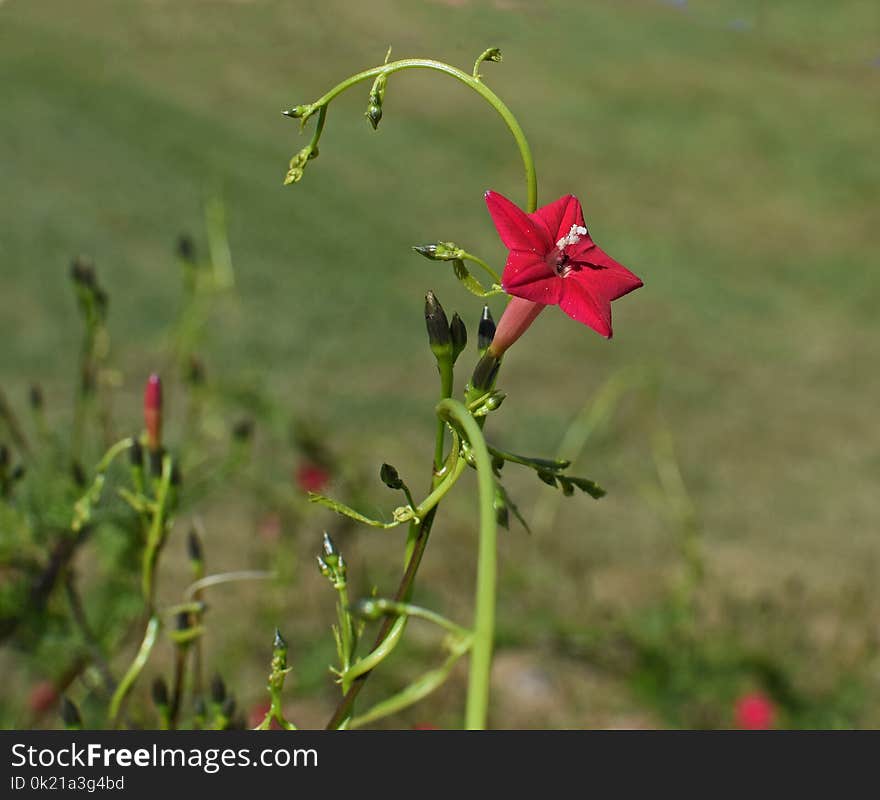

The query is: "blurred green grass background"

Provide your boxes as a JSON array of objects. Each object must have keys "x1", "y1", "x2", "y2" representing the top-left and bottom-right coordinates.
[{"x1": 1, "y1": 0, "x2": 879, "y2": 727}]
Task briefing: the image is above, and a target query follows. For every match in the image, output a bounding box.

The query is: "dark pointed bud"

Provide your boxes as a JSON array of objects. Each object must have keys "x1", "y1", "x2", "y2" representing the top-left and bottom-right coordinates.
[
  {"x1": 71, "y1": 460, "x2": 87, "y2": 488},
  {"x1": 129, "y1": 438, "x2": 143, "y2": 469},
  {"x1": 232, "y1": 418, "x2": 254, "y2": 441},
  {"x1": 221, "y1": 696, "x2": 237, "y2": 720},
  {"x1": 94, "y1": 287, "x2": 109, "y2": 318},
  {"x1": 471, "y1": 353, "x2": 500, "y2": 392},
  {"x1": 193, "y1": 696, "x2": 207, "y2": 723},
  {"x1": 70, "y1": 256, "x2": 95, "y2": 287},
  {"x1": 379, "y1": 463, "x2": 404, "y2": 490},
  {"x1": 152, "y1": 677, "x2": 170, "y2": 709},
  {"x1": 187, "y1": 356, "x2": 205, "y2": 385},
  {"x1": 478, "y1": 305, "x2": 496, "y2": 354},
  {"x1": 366, "y1": 104, "x2": 382, "y2": 130},
  {"x1": 210, "y1": 674, "x2": 227, "y2": 704},
  {"x1": 149, "y1": 448, "x2": 164, "y2": 478},
  {"x1": 143, "y1": 374, "x2": 162, "y2": 452},
  {"x1": 425, "y1": 291, "x2": 452, "y2": 357},
  {"x1": 449, "y1": 313, "x2": 467, "y2": 363},
  {"x1": 187, "y1": 529, "x2": 203, "y2": 564},
  {"x1": 413, "y1": 244, "x2": 438, "y2": 259},
  {"x1": 60, "y1": 696, "x2": 82, "y2": 729},
  {"x1": 273, "y1": 628, "x2": 287, "y2": 654},
  {"x1": 494, "y1": 494, "x2": 509, "y2": 529},
  {"x1": 176, "y1": 611, "x2": 190, "y2": 631},
  {"x1": 177, "y1": 235, "x2": 196, "y2": 263},
  {"x1": 28, "y1": 384, "x2": 44, "y2": 411}
]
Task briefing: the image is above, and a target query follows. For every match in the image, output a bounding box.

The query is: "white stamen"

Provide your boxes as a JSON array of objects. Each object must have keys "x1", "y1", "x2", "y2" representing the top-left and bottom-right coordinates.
[{"x1": 555, "y1": 224, "x2": 588, "y2": 251}]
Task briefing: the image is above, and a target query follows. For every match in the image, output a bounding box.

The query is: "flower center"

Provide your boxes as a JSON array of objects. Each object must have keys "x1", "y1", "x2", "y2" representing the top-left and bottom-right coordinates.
[{"x1": 552, "y1": 224, "x2": 587, "y2": 277}]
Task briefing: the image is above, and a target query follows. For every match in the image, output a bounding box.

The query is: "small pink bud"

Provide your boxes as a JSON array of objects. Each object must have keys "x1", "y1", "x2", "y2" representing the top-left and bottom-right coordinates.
[
  {"x1": 487, "y1": 297, "x2": 546, "y2": 357},
  {"x1": 734, "y1": 691, "x2": 776, "y2": 730},
  {"x1": 143, "y1": 373, "x2": 163, "y2": 451}
]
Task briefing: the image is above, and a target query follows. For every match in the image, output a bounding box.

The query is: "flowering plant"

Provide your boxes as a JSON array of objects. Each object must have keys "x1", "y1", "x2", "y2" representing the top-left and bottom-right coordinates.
[{"x1": 277, "y1": 47, "x2": 642, "y2": 729}]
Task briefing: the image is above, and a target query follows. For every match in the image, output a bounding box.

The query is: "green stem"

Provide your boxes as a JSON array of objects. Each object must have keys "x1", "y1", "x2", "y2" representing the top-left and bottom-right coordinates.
[
  {"x1": 436, "y1": 398, "x2": 497, "y2": 730},
  {"x1": 460, "y1": 251, "x2": 503, "y2": 285},
  {"x1": 348, "y1": 635, "x2": 472, "y2": 729},
  {"x1": 108, "y1": 615, "x2": 160, "y2": 727},
  {"x1": 297, "y1": 57, "x2": 537, "y2": 213},
  {"x1": 433, "y1": 360, "x2": 454, "y2": 472},
  {"x1": 141, "y1": 455, "x2": 173, "y2": 607}
]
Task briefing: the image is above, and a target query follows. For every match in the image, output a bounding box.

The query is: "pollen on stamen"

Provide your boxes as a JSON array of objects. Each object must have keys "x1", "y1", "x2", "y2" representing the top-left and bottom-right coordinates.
[{"x1": 556, "y1": 224, "x2": 588, "y2": 251}]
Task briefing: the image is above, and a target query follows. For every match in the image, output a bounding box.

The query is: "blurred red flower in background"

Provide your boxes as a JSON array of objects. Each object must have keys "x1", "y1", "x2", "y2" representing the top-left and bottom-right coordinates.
[
  {"x1": 734, "y1": 691, "x2": 776, "y2": 730},
  {"x1": 295, "y1": 462, "x2": 331, "y2": 493}
]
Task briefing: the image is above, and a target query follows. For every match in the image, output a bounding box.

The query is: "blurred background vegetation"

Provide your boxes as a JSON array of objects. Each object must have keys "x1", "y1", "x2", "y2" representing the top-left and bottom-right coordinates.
[{"x1": 1, "y1": 0, "x2": 878, "y2": 728}]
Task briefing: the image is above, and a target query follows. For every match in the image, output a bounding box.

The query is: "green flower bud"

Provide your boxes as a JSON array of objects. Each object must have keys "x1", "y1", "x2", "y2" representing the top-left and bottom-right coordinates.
[
  {"x1": 449, "y1": 313, "x2": 467, "y2": 363},
  {"x1": 425, "y1": 291, "x2": 452, "y2": 359},
  {"x1": 412, "y1": 242, "x2": 461, "y2": 261}
]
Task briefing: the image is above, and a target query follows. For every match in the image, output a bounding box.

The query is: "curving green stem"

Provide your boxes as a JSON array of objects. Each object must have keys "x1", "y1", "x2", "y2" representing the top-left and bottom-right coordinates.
[
  {"x1": 291, "y1": 57, "x2": 537, "y2": 213},
  {"x1": 436, "y1": 398, "x2": 497, "y2": 730},
  {"x1": 108, "y1": 615, "x2": 160, "y2": 727}
]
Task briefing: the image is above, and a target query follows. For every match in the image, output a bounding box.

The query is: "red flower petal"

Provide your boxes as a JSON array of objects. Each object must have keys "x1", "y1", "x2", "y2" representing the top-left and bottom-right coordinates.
[
  {"x1": 501, "y1": 250, "x2": 563, "y2": 305},
  {"x1": 558, "y1": 278, "x2": 613, "y2": 338},
  {"x1": 485, "y1": 191, "x2": 551, "y2": 254},
  {"x1": 572, "y1": 247, "x2": 644, "y2": 303},
  {"x1": 531, "y1": 194, "x2": 585, "y2": 240}
]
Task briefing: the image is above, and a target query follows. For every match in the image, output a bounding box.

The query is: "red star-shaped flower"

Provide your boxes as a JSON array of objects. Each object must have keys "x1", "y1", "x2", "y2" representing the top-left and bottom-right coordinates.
[{"x1": 485, "y1": 191, "x2": 643, "y2": 338}]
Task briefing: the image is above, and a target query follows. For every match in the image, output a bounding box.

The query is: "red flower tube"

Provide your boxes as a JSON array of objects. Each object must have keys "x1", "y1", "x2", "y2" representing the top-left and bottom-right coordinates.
[{"x1": 143, "y1": 373, "x2": 162, "y2": 452}]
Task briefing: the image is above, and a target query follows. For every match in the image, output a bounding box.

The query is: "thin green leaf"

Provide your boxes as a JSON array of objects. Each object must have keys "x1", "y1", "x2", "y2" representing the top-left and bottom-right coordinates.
[{"x1": 308, "y1": 493, "x2": 400, "y2": 528}]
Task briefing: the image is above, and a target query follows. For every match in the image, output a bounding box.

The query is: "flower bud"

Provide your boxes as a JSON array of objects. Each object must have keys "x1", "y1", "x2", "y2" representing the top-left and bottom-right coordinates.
[
  {"x1": 60, "y1": 697, "x2": 82, "y2": 730},
  {"x1": 365, "y1": 73, "x2": 387, "y2": 130},
  {"x1": 379, "y1": 463, "x2": 404, "y2": 490},
  {"x1": 143, "y1": 373, "x2": 162, "y2": 452},
  {"x1": 232, "y1": 418, "x2": 254, "y2": 441},
  {"x1": 470, "y1": 353, "x2": 500, "y2": 392},
  {"x1": 412, "y1": 242, "x2": 461, "y2": 262},
  {"x1": 210, "y1": 674, "x2": 227, "y2": 705},
  {"x1": 424, "y1": 291, "x2": 452, "y2": 359},
  {"x1": 152, "y1": 677, "x2": 170, "y2": 709},
  {"x1": 449, "y1": 313, "x2": 467, "y2": 364},
  {"x1": 177, "y1": 234, "x2": 196, "y2": 263},
  {"x1": 478, "y1": 305, "x2": 496, "y2": 355},
  {"x1": 187, "y1": 528, "x2": 203, "y2": 564},
  {"x1": 28, "y1": 383, "x2": 44, "y2": 411},
  {"x1": 70, "y1": 256, "x2": 96, "y2": 288},
  {"x1": 129, "y1": 438, "x2": 143, "y2": 469},
  {"x1": 273, "y1": 627, "x2": 288, "y2": 656}
]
